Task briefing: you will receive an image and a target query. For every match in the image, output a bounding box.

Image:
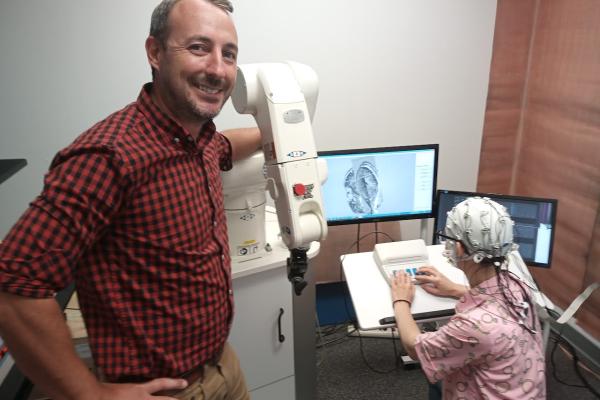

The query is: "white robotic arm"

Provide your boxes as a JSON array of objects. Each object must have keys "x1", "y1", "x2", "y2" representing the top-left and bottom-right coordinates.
[
  {"x1": 231, "y1": 61, "x2": 328, "y2": 250},
  {"x1": 223, "y1": 61, "x2": 328, "y2": 295}
]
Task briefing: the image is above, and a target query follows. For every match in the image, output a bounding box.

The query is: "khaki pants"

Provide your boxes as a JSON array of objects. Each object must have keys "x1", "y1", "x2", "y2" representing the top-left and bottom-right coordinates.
[{"x1": 173, "y1": 342, "x2": 250, "y2": 400}]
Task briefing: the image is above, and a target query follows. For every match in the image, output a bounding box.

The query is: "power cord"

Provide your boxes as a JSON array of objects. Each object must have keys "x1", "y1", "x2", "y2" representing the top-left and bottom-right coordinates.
[
  {"x1": 315, "y1": 324, "x2": 355, "y2": 349},
  {"x1": 336, "y1": 226, "x2": 402, "y2": 374},
  {"x1": 355, "y1": 326, "x2": 402, "y2": 374},
  {"x1": 315, "y1": 318, "x2": 357, "y2": 370},
  {"x1": 338, "y1": 229, "x2": 396, "y2": 325}
]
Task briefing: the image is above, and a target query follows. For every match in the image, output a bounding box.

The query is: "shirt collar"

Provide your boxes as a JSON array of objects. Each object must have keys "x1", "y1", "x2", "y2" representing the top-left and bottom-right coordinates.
[{"x1": 136, "y1": 83, "x2": 217, "y2": 146}]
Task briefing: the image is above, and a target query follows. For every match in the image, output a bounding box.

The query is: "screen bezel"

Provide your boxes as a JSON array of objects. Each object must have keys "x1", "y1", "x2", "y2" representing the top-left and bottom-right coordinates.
[
  {"x1": 317, "y1": 144, "x2": 439, "y2": 226},
  {"x1": 433, "y1": 189, "x2": 558, "y2": 268}
]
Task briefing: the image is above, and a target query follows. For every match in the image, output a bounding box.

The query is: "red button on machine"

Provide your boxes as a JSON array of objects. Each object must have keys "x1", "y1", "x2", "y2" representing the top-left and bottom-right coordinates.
[{"x1": 293, "y1": 183, "x2": 306, "y2": 196}]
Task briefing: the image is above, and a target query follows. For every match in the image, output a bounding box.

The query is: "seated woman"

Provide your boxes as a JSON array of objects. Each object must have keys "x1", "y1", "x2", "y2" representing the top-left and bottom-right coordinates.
[{"x1": 391, "y1": 197, "x2": 546, "y2": 399}]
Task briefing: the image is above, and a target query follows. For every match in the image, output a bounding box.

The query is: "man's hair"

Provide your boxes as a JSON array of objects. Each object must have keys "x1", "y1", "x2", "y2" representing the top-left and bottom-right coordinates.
[{"x1": 150, "y1": 0, "x2": 234, "y2": 46}]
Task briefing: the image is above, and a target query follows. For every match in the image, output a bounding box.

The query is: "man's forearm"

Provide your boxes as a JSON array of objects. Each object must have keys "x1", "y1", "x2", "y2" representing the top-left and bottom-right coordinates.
[
  {"x1": 0, "y1": 292, "x2": 101, "y2": 400},
  {"x1": 222, "y1": 127, "x2": 261, "y2": 161}
]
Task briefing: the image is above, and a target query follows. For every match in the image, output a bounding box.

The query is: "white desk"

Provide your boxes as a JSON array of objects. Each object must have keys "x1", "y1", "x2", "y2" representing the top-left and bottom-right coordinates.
[
  {"x1": 342, "y1": 244, "x2": 468, "y2": 330},
  {"x1": 343, "y1": 243, "x2": 553, "y2": 339}
]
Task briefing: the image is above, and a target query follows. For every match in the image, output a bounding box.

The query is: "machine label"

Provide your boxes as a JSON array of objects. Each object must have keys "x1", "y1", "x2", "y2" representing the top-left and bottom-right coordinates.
[
  {"x1": 287, "y1": 150, "x2": 306, "y2": 158},
  {"x1": 240, "y1": 213, "x2": 255, "y2": 221},
  {"x1": 283, "y1": 109, "x2": 305, "y2": 124}
]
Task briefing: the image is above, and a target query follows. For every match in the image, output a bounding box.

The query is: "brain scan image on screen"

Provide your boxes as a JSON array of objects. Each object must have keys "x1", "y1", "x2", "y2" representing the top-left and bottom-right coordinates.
[
  {"x1": 319, "y1": 146, "x2": 437, "y2": 224},
  {"x1": 343, "y1": 157, "x2": 382, "y2": 215}
]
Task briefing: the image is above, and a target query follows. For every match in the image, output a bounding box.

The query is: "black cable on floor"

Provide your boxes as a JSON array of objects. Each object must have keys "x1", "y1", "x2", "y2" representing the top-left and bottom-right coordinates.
[
  {"x1": 355, "y1": 328, "x2": 402, "y2": 374},
  {"x1": 338, "y1": 229, "x2": 396, "y2": 324},
  {"x1": 318, "y1": 324, "x2": 349, "y2": 337},
  {"x1": 316, "y1": 333, "x2": 353, "y2": 349},
  {"x1": 550, "y1": 334, "x2": 586, "y2": 389},
  {"x1": 549, "y1": 328, "x2": 600, "y2": 398},
  {"x1": 335, "y1": 226, "x2": 402, "y2": 374}
]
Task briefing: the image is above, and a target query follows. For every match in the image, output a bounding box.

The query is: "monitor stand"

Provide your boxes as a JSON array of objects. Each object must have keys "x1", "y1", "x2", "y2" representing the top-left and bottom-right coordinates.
[
  {"x1": 0, "y1": 159, "x2": 27, "y2": 186},
  {"x1": 420, "y1": 218, "x2": 429, "y2": 243}
]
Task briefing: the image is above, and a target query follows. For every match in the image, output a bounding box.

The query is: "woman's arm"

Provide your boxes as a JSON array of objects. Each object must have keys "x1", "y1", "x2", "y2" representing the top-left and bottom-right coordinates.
[
  {"x1": 391, "y1": 272, "x2": 420, "y2": 360},
  {"x1": 414, "y1": 266, "x2": 468, "y2": 298}
]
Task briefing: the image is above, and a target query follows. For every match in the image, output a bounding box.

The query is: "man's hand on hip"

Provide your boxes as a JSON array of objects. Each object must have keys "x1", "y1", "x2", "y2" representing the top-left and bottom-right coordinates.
[{"x1": 95, "y1": 378, "x2": 188, "y2": 400}]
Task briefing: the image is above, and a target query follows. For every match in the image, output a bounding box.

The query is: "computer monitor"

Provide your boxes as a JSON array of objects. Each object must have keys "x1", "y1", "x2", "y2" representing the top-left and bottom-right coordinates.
[
  {"x1": 433, "y1": 190, "x2": 558, "y2": 268},
  {"x1": 318, "y1": 144, "x2": 439, "y2": 226}
]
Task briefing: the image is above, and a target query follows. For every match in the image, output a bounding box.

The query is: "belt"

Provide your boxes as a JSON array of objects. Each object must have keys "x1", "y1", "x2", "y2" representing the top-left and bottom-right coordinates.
[
  {"x1": 154, "y1": 363, "x2": 206, "y2": 397},
  {"x1": 116, "y1": 350, "x2": 224, "y2": 396}
]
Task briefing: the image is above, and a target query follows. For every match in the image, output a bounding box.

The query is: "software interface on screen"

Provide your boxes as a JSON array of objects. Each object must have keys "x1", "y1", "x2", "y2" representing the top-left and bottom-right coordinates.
[
  {"x1": 434, "y1": 191, "x2": 557, "y2": 267},
  {"x1": 319, "y1": 145, "x2": 438, "y2": 225}
]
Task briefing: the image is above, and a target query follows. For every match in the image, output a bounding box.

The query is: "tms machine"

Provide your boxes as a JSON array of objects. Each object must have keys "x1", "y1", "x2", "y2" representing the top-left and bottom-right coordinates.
[
  {"x1": 221, "y1": 61, "x2": 328, "y2": 399},
  {"x1": 221, "y1": 61, "x2": 328, "y2": 295}
]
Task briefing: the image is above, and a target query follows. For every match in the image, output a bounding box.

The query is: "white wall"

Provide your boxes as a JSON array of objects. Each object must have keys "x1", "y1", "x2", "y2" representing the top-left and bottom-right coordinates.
[{"x1": 0, "y1": 0, "x2": 497, "y2": 238}]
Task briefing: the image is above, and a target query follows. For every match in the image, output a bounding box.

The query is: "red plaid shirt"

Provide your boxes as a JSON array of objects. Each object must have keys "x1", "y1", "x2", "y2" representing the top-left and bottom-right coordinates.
[{"x1": 0, "y1": 83, "x2": 234, "y2": 381}]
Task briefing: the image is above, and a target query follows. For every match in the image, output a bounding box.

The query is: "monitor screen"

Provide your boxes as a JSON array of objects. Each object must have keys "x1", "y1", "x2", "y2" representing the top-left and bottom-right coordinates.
[
  {"x1": 318, "y1": 144, "x2": 438, "y2": 225},
  {"x1": 434, "y1": 190, "x2": 558, "y2": 268}
]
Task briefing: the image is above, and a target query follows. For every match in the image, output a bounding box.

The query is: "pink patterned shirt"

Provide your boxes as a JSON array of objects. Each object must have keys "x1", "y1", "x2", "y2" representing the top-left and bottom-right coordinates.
[{"x1": 415, "y1": 275, "x2": 546, "y2": 399}]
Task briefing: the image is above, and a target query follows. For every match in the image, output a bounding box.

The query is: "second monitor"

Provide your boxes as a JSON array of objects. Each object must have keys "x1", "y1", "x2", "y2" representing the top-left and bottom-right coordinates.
[
  {"x1": 318, "y1": 144, "x2": 439, "y2": 226},
  {"x1": 434, "y1": 190, "x2": 558, "y2": 268}
]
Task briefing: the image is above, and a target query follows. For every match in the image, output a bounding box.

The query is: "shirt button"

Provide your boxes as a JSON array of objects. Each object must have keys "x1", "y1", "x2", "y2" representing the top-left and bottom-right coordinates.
[
  {"x1": 187, "y1": 136, "x2": 194, "y2": 142},
  {"x1": 228, "y1": 289, "x2": 233, "y2": 296},
  {"x1": 173, "y1": 137, "x2": 180, "y2": 144}
]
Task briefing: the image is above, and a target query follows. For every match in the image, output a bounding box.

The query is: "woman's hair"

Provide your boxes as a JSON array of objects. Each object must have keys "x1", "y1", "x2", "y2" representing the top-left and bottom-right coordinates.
[
  {"x1": 444, "y1": 196, "x2": 514, "y2": 264},
  {"x1": 445, "y1": 197, "x2": 538, "y2": 334}
]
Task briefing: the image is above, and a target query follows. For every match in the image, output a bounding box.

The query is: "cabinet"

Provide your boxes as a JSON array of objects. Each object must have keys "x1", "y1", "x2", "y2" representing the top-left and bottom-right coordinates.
[
  {"x1": 228, "y1": 206, "x2": 319, "y2": 400},
  {"x1": 229, "y1": 264, "x2": 295, "y2": 397}
]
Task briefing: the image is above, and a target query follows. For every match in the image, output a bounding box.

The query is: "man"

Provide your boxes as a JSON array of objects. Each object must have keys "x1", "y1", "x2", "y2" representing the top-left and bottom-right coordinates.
[
  {"x1": 0, "y1": 0, "x2": 259, "y2": 399},
  {"x1": 391, "y1": 197, "x2": 546, "y2": 399}
]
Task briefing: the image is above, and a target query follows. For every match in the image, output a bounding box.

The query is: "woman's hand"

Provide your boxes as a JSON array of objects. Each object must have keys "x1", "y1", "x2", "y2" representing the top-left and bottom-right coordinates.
[
  {"x1": 414, "y1": 266, "x2": 468, "y2": 298},
  {"x1": 391, "y1": 271, "x2": 415, "y2": 304}
]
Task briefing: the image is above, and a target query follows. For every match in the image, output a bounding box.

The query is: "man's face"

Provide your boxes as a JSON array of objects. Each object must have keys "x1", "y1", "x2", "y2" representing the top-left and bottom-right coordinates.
[{"x1": 150, "y1": 0, "x2": 238, "y2": 124}]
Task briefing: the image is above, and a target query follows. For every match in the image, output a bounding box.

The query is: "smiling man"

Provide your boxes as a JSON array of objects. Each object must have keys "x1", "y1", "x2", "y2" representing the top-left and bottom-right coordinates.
[
  {"x1": 0, "y1": 1, "x2": 259, "y2": 399},
  {"x1": 147, "y1": 0, "x2": 239, "y2": 137}
]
